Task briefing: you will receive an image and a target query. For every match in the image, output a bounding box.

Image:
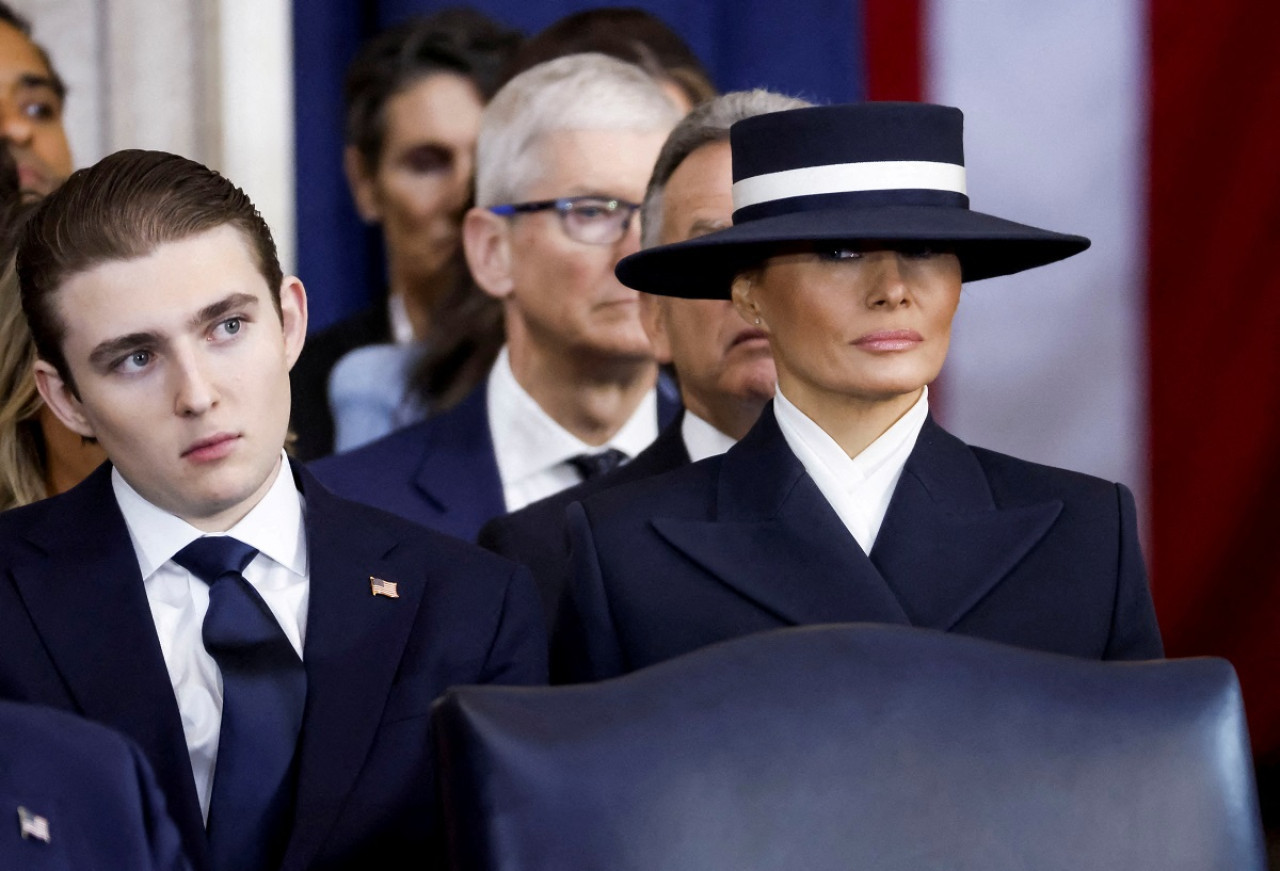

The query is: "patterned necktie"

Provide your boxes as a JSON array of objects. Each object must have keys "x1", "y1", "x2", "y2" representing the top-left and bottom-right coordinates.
[
  {"x1": 567, "y1": 448, "x2": 628, "y2": 481},
  {"x1": 173, "y1": 536, "x2": 306, "y2": 871}
]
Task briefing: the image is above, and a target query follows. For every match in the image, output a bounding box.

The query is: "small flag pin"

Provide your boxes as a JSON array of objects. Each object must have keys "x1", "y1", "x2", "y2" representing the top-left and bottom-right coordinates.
[
  {"x1": 18, "y1": 806, "x2": 50, "y2": 843},
  {"x1": 370, "y1": 576, "x2": 399, "y2": 598}
]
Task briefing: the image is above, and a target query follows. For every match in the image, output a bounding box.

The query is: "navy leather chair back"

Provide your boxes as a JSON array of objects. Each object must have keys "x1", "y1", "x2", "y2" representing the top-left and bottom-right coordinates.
[{"x1": 433, "y1": 623, "x2": 1264, "y2": 871}]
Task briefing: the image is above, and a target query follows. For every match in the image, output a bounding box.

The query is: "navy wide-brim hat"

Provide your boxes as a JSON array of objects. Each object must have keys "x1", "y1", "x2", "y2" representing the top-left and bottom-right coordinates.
[{"x1": 616, "y1": 102, "x2": 1091, "y2": 299}]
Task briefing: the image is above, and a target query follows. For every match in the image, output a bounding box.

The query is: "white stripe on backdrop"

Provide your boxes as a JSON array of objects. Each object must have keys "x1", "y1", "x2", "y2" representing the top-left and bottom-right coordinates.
[{"x1": 925, "y1": 0, "x2": 1149, "y2": 523}]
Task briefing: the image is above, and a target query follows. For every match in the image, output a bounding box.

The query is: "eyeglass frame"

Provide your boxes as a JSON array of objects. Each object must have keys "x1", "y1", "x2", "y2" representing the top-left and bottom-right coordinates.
[{"x1": 488, "y1": 195, "x2": 642, "y2": 246}]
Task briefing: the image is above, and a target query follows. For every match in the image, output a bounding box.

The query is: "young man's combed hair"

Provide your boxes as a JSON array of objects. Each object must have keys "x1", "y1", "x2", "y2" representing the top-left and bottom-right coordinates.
[{"x1": 16, "y1": 149, "x2": 282, "y2": 389}]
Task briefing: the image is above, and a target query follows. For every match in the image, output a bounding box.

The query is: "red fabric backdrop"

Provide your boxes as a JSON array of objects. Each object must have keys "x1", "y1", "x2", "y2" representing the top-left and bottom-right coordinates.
[{"x1": 865, "y1": 0, "x2": 1280, "y2": 764}]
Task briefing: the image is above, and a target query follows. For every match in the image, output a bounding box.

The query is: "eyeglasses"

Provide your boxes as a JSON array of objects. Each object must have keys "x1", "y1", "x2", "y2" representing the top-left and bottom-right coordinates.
[{"x1": 489, "y1": 196, "x2": 641, "y2": 246}]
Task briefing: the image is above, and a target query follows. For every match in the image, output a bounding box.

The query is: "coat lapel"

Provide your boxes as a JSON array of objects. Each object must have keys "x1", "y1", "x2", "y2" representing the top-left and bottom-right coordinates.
[
  {"x1": 620, "y1": 412, "x2": 690, "y2": 480},
  {"x1": 869, "y1": 417, "x2": 1062, "y2": 630},
  {"x1": 652, "y1": 408, "x2": 912, "y2": 626},
  {"x1": 409, "y1": 386, "x2": 505, "y2": 537},
  {"x1": 281, "y1": 468, "x2": 432, "y2": 870},
  {"x1": 10, "y1": 465, "x2": 209, "y2": 867},
  {"x1": 651, "y1": 409, "x2": 1063, "y2": 633},
  {"x1": 410, "y1": 380, "x2": 679, "y2": 538}
]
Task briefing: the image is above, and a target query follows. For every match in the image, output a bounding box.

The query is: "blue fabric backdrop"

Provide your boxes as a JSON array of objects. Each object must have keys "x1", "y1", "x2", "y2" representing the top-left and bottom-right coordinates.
[{"x1": 294, "y1": 0, "x2": 864, "y2": 330}]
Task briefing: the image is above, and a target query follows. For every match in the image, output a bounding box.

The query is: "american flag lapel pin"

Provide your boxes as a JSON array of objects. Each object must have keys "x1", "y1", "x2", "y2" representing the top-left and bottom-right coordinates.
[
  {"x1": 18, "y1": 806, "x2": 50, "y2": 843},
  {"x1": 370, "y1": 576, "x2": 399, "y2": 599}
]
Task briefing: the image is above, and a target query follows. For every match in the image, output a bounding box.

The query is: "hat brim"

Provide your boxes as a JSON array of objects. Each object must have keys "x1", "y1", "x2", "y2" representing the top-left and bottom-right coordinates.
[{"x1": 617, "y1": 205, "x2": 1090, "y2": 299}]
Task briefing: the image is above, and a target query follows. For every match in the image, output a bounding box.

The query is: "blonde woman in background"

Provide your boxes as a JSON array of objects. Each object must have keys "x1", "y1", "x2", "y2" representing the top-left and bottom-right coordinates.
[{"x1": 0, "y1": 150, "x2": 104, "y2": 512}]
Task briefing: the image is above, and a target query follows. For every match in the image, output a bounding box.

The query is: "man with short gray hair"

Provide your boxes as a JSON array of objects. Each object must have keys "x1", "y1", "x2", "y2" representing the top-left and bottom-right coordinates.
[{"x1": 313, "y1": 54, "x2": 683, "y2": 542}]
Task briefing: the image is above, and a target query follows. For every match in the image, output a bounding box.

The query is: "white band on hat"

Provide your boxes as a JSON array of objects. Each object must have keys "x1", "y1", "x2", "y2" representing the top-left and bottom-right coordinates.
[{"x1": 732, "y1": 160, "x2": 967, "y2": 211}]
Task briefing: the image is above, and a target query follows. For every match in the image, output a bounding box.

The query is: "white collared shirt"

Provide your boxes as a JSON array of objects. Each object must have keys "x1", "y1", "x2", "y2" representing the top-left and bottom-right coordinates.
[
  {"x1": 681, "y1": 409, "x2": 738, "y2": 463},
  {"x1": 386, "y1": 292, "x2": 415, "y2": 345},
  {"x1": 113, "y1": 453, "x2": 309, "y2": 822},
  {"x1": 487, "y1": 347, "x2": 659, "y2": 511},
  {"x1": 773, "y1": 387, "x2": 929, "y2": 554}
]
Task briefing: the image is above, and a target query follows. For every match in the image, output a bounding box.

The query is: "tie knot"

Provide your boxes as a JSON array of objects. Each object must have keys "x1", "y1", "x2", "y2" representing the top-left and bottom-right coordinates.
[
  {"x1": 172, "y1": 536, "x2": 259, "y2": 585},
  {"x1": 567, "y1": 448, "x2": 628, "y2": 481}
]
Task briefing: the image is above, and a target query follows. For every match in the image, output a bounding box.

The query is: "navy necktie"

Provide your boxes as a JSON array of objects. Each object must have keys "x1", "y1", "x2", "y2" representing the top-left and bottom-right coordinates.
[
  {"x1": 173, "y1": 536, "x2": 306, "y2": 871},
  {"x1": 567, "y1": 448, "x2": 628, "y2": 481}
]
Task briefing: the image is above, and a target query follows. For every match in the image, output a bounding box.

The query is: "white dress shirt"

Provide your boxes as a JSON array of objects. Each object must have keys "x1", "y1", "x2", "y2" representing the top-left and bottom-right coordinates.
[
  {"x1": 386, "y1": 292, "x2": 415, "y2": 345},
  {"x1": 329, "y1": 342, "x2": 426, "y2": 453},
  {"x1": 487, "y1": 347, "x2": 659, "y2": 511},
  {"x1": 681, "y1": 409, "x2": 738, "y2": 463},
  {"x1": 113, "y1": 454, "x2": 309, "y2": 822},
  {"x1": 773, "y1": 387, "x2": 929, "y2": 554}
]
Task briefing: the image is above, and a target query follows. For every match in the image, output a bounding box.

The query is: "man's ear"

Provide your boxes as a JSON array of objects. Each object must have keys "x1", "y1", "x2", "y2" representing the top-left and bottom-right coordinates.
[
  {"x1": 639, "y1": 293, "x2": 673, "y2": 365},
  {"x1": 463, "y1": 207, "x2": 515, "y2": 300},
  {"x1": 279, "y1": 276, "x2": 309, "y2": 370},
  {"x1": 343, "y1": 146, "x2": 381, "y2": 223},
  {"x1": 34, "y1": 360, "x2": 96, "y2": 440},
  {"x1": 731, "y1": 269, "x2": 768, "y2": 331}
]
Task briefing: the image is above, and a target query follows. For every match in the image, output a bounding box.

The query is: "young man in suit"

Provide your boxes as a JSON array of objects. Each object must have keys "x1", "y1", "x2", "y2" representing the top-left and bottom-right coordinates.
[
  {"x1": 477, "y1": 90, "x2": 807, "y2": 622},
  {"x1": 1, "y1": 149, "x2": 546, "y2": 871},
  {"x1": 310, "y1": 54, "x2": 682, "y2": 542},
  {"x1": 557, "y1": 102, "x2": 1163, "y2": 681}
]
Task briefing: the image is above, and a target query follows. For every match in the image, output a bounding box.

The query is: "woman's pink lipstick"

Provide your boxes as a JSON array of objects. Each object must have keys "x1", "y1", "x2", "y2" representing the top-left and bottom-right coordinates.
[{"x1": 852, "y1": 329, "x2": 923, "y2": 352}]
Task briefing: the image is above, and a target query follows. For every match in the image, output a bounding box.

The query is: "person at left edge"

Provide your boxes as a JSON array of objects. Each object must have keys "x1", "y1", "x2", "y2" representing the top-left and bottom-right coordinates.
[
  {"x1": 0, "y1": 699, "x2": 191, "y2": 871},
  {"x1": 0, "y1": 1, "x2": 108, "y2": 508},
  {"x1": 0, "y1": 150, "x2": 546, "y2": 871},
  {"x1": 0, "y1": 1, "x2": 71, "y2": 201}
]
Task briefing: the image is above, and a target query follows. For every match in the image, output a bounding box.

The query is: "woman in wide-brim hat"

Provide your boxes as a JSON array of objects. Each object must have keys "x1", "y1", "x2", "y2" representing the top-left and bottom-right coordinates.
[
  {"x1": 618, "y1": 101, "x2": 1090, "y2": 476},
  {"x1": 554, "y1": 101, "x2": 1163, "y2": 683}
]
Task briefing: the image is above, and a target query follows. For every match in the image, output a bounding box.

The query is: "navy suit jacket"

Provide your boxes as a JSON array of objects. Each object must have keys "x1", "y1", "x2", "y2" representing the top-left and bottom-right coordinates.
[
  {"x1": 478, "y1": 411, "x2": 692, "y2": 623},
  {"x1": 310, "y1": 378, "x2": 682, "y2": 543},
  {"x1": 0, "y1": 463, "x2": 547, "y2": 871},
  {"x1": 558, "y1": 406, "x2": 1163, "y2": 681},
  {"x1": 0, "y1": 700, "x2": 190, "y2": 871}
]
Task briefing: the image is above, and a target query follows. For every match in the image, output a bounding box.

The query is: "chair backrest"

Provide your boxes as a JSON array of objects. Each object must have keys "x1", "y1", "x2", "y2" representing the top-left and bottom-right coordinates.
[{"x1": 433, "y1": 623, "x2": 1265, "y2": 871}]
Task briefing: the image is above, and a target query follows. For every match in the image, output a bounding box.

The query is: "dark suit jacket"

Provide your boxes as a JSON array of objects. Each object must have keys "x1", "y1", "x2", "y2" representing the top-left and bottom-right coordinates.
[
  {"x1": 478, "y1": 411, "x2": 692, "y2": 623},
  {"x1": 0, "y1": 700, "x2": 190, "y2": 871},
  {"x1": 310, "y1": 379, "x2": 682, "y2": 544},
  {"x1": 290, "y1": 304, "x2": 392, "y2": 462},
  {"x1": 0, "y1": 463, "x2": 547, "y2": 871},
  {"x1": 558, "y1": 406, "x2": 1163, "y2": 682}
]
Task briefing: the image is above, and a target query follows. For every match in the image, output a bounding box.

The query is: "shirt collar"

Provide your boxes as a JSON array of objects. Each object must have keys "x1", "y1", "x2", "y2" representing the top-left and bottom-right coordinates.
[
  {"x1": 112, "y1": 451, "x2": 307, "y2": 579},
  {"x1": 387, "y1": 293, "x2": 414, "y2": 345},
  {"x1": 487, "y1": 346, "x2": 658, "y2": 487},
  {"x1": 773, "y1": 386, "x2": 929, "y2": 490},
  {"x1": 681, "y1": 409, "x2": 738, "y2": 463}
]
